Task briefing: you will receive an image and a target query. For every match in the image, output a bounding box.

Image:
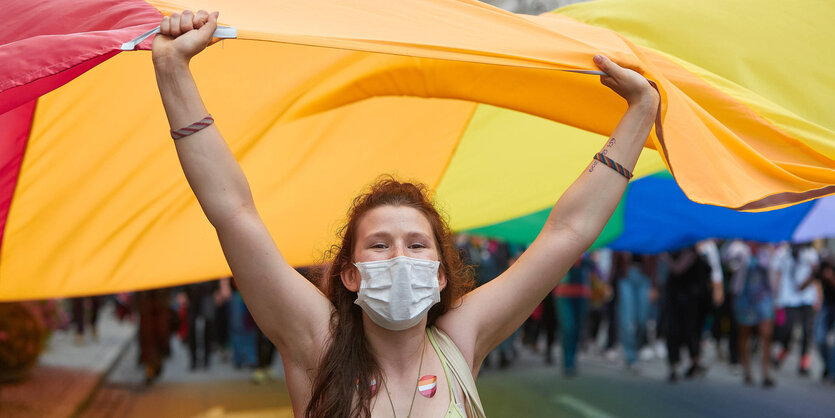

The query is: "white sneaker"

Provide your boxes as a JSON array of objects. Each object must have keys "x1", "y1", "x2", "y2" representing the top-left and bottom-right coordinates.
[{"x1": 654, "y1": 342, "x2": 667, "y2": 359}]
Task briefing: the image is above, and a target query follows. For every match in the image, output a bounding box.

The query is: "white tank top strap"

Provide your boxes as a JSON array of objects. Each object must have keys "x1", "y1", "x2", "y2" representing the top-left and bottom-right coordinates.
[{"x1": 427, "y1": 326, "x2": 487, "y2": 418}]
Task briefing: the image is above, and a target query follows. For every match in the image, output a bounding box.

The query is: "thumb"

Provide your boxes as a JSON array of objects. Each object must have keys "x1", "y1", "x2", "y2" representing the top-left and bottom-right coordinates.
[
  {"x1": 593, "y1": 55, "x2": 619, "y2": 76},
  {"x1": 199, "y1": 11, "x2": 219, "y2": 37}
]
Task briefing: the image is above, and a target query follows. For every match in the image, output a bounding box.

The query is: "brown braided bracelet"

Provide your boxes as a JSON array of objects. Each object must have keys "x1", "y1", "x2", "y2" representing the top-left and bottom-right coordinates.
[
  {"x1": 593, "y1": 152, "x2": 634, "y2": 180},
  {"x1": 171, "y1": 115, "x2": 214, "y2": 140}
]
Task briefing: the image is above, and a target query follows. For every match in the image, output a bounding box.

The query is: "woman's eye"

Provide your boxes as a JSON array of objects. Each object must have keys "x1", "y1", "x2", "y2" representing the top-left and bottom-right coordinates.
[
  {"x1": 371, "y1": 243, "x2": 387, "y2": 249},
  {"x1": 409, "y1": 243, "x2": 427, "y2": 249}
]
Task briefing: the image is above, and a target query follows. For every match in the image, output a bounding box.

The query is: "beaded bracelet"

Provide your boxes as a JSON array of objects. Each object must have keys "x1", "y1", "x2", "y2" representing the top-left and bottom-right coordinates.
[
  {"x1": 171, "y1": 115, "x2": 214, "y2": 140},
  {"x1": 593, "y1": 152, "x2": 633, "y2": 180}
]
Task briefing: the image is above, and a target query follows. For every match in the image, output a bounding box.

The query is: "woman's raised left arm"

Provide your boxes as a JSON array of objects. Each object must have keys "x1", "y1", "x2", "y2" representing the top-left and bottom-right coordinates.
[{"x1": 437, "y1": 55, "x2": 660, "y2": 368}]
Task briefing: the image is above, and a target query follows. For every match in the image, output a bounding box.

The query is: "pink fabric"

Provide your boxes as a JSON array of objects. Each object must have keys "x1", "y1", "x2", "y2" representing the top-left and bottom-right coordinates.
[
  {"x1": 0, "y1": 0, "x2": 160, "y2": 114},
  {"x1": 0, "y1": 101, "x2": 37, "y2": 251},
  {"x1": 0, "y1": 51, "x2": 118, "y2": 115}
]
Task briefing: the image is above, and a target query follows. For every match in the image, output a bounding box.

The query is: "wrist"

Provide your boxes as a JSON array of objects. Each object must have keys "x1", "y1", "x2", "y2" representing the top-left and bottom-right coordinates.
[
  {"x1": 152, "y1": 54, "x2": 190, "y2": 73},
  {"x1": 627, "y1": 88, "x2": 660, "y2": 110}
]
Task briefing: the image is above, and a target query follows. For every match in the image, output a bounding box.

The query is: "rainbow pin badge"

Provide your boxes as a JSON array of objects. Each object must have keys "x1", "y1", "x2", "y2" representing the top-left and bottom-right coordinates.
[{"x1": 418, "y1": 375, "x2": 437, "y2": 398}]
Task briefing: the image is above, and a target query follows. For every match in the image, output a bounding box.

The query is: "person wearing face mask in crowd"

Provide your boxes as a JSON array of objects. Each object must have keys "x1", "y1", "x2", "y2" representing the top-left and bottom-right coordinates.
[{"x1": 151, "y1": 10, "x2": 659, "y2": 417}]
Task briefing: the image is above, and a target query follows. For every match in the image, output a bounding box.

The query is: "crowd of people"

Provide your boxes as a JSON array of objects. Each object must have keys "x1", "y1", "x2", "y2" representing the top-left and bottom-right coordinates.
[
  {"x1": 69, "y1": 271, "x2": 315, "y2": 386},
  {"x1": 458, "y1": 235, "x2": 835, "y2": 388},
  {"x1": 65, "y1": 236, "x2": 835, "y2": 390}
]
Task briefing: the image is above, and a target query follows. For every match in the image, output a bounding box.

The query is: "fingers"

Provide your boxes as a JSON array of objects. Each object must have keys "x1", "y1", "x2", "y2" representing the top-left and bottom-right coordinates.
[
  {"x1": 161, "y1": 10, "x2": 213, "y2": 36},
  {"x1": 160, "y1": 15, "x2": 170, "y2": 35},
  {"x1": 180, "y1": 10, "x2": 195, "y2": 33},
  {"x1": 169, "y1": 13, "x2": 181, "y2": 37},
  {"x1": 194, "y1": 10, "x2": 209, "y2": 29}
]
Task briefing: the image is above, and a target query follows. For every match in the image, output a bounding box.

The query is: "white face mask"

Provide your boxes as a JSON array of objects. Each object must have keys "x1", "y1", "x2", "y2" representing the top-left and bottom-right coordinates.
[{"x1": 353, "y1": 256, "x2": 441, "y2": 331}]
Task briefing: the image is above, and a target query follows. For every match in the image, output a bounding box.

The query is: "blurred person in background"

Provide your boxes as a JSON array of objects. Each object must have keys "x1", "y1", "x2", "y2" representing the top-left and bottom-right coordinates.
[
  {"x1": 663, "y1": 246, "x2": 711, "y2": 382},
  {"x1": 465, "y1": 236, "x2": 518, "y2": 368},
  {"x1": 793, "y1": 244, "x2": 819, "y2": 375},
  {"x1": 494, "y1": 249, "x2": 525, "y2": 368},
  {"x1": 523, "y1": 298, "x2": 545, "y2": 354},
  {"x1": 586, "y1": 250, "x2": 613, "y2": 355},
  {"x1": 772, "y1": 243, "x2": 817, "y2": 376},
  {"x1": 802, "y1": 259, "x2": 835, "y2": 384},
  {"x1": 604, "y1": 259, "x2": 620, "y2": 360},
  {"x1": 697, "y1": 240, "x2": 725, "y2": 309},
  {"x1": 252, "y1": 269, "x2": 313, "y2": 383},
  {"x1": 540, "y1": 288, "x2": 558, "y2": 365},
  {"x1": 726, "y1": 241, "x2": 776, "y2": 388},
  {"x1": 698, "y1": 240, "x2": 727, "y2": 364},
  {"x1": 71, "y1": 295, "x2": 103, "y2": 344},
  {"x1": 653, "y1": 250, "x2": 672, "y2": 360},
  {"x1": 183, "y1": 280, "x2": 221, "y2": 370},
  {"x1": 114, "y1": 293, "x2": 134, "y2": 322},
  {"x1": 584, "y1": 248, "x2": 619, "y2": 359},
  {"x1": 228, "y1": 278, "x2": 257, "y2": 368},
  {"x1": 214, "y1": 278, "x2": 232, "y2": 362},
  {"x1": 715, "y1": 245, "x2": 741, "y2": 368},
  {"x1": 555, "y1": 255, "x2": 594, "y2": 376},
  {"x1": 135, "y1": 288, "x2": 173, "y2": 385},
  {"x1": 617, "y1": 253, "x2": 654, "y2": 373},
  {"x1": 252, "y1": 324, "x2": 277, "y2": 384}
]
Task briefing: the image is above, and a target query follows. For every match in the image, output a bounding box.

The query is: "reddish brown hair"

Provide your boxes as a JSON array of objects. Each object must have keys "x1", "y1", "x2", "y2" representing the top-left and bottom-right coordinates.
[{"x1": 305, "y1": 177, "x2": 474, "y2": 418}]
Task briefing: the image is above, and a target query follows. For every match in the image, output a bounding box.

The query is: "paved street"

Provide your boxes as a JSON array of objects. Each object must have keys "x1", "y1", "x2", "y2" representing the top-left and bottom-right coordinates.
[
  {"x1": 79, "y1": 330, "x2": 293, "y2": 418},
  {"x1": 477, "y1": 347, "x2": 835, "y2": 418},
  {"x1": 79, "y1": 331, "x2": 835, "y2": 418},
  {"x1": 0, "y1": 304, "x2": 134, "y2": 418}
]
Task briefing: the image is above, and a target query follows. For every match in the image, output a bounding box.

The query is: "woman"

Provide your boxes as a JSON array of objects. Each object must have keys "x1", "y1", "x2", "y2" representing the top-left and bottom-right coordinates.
[{"x1": 152, "y1": 10, "x2": 658, "y2": 417}]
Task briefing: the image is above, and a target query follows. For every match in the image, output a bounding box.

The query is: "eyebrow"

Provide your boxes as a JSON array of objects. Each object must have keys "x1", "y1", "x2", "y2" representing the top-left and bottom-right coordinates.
[
  {"x1": 364, "y1": 231, "x2": 393, "y2": 241},
  {"x1": 405, "y1": 231, "x2": 433, "y2": 242},
  {"x1": 363, "y1": 231, "x2": 432, "y2": 242}
]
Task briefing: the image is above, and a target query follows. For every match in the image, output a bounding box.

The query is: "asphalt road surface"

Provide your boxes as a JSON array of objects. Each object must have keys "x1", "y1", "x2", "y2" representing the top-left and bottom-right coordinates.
[{"x1": 80, "y1": 335, "x2": 835, "y2": 417}]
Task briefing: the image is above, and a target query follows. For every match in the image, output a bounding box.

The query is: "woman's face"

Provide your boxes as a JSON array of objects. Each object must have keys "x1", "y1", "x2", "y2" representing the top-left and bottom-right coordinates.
[
  {"x1": 341, "y1": 204, "x2": 447, "y2": 298},
  {"x1": 353, "y1": 205, "x2": 440, "y2": 263}
]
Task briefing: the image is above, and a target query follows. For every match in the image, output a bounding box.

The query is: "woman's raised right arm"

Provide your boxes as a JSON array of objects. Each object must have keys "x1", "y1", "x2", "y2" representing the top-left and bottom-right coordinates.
[{"x1": 152, "y1": 10, "x2": 332, "y2": 363}]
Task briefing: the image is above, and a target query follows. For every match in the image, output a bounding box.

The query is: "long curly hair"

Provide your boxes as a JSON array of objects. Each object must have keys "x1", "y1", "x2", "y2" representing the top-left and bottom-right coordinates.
[{"x1": 305, "y1": 177, "x2": 474, "y2": 418}]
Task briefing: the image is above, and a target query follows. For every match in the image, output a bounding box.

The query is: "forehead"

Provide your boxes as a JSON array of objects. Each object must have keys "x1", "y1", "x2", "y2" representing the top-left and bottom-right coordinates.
[{"x1": 356, "y1": 205, "x2": 433, "y2": 237}]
